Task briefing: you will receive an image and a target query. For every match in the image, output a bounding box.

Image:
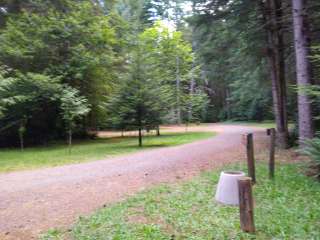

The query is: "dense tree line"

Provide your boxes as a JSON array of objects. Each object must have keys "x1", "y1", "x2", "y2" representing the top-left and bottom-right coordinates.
[
  {"x1": 0, "y1": 0, "x2": 207, "y2": 147},
  {"x1": 0, "y1": 0, "x2": 319, "y2": 148},
  {"x1": 186, "y1": 0, "x2": 320, "y2": 147},
  {"x1": 0, "y1": 1, "x2": 120, "y2": 146}
]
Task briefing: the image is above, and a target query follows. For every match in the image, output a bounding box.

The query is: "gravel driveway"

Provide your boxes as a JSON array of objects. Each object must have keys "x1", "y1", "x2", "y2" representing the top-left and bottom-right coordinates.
[{"x1": 0, "y1": 124, "x2": 268, "y2": 239}]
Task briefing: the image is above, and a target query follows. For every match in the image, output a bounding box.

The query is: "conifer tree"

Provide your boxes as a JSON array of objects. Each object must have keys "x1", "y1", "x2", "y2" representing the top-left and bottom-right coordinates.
[{"x1": 107, "y1": 42, "x2": 163, "y2": 147}]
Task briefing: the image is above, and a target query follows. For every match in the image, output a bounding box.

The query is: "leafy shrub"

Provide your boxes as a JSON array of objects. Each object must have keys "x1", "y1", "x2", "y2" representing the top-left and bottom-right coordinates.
[
  {"x1": 288, "y1": 123, "x2": 299, "y2": 147},
  {"x1": 303, "y1": 138, "x2": 320, "y2": 180}
]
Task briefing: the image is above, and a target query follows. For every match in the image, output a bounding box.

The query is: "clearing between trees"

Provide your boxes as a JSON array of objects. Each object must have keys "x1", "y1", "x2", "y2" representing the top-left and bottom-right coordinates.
[
  {"x1": 0, "y1": 124, "x2": 265, "y2": 240},
  {"x1": 0, "y1": 130, "x2": 214, "y2": 173}
]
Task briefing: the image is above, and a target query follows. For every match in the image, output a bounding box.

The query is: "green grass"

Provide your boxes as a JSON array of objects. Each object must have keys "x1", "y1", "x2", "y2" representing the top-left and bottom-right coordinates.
[
  {"x1": 43, "y1": 163, "x2": 320, "y2": 240},
  {"x1": 0, "y1": 132, "x2": 215, "y2": 173}
]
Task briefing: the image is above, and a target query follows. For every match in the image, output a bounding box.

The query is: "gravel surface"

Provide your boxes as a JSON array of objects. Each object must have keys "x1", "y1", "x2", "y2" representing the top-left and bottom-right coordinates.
[{"x1": 0, "y1": 124, "x2": 268, "y2": 239}]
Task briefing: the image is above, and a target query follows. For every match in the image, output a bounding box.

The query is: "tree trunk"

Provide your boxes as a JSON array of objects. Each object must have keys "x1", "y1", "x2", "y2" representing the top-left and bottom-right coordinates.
[
  {"x1": 156, "y1": 125, "x2": 160, "y2": 136},
  {"x1": 292, "y1": 0, "x2": 314, "y2": 145},
  {"x1": 138, "y1": 128, "x2": 142, "y2": 147},
  {"x1": 259, "y1": 0, "x2": 289, "y2": 148},
  {"x1": 188, "y1": 64, "x2": 195, "y2": 123},
  {"x1": 176, "y1": 56, "x2": 182, "y2": 125},
  {"x1": 225, "y1": 88, "x2": 231, "y2": 119},
  {"x1": 274, "y1": 0, "x2": 289, "y2": 147},
  {"x1": 188, "y1": 2, "x2": 197, "y2": 123},
  {"x1": 68, "y1": 128, "x2": 72, "y2": 154},
  {"x1": 188, "y1": 30, "x2": 196, "y2": 123},
  {"x1": 19, "y1": 122, "x2": 24, "y2": 151}
]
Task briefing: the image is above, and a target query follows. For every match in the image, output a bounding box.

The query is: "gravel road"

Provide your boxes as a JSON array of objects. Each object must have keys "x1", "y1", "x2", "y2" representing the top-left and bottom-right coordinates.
[{"x1": 0, "y1": 124, "x2": 267, "y2": 239}]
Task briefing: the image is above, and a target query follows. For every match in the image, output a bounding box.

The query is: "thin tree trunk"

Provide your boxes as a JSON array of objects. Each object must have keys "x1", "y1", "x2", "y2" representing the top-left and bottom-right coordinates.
[
  {"x1": 259, "y1": 0, "x2": 289, "y2": 148},
  {"x1": 176, "y1": 56, "x2": 182, "y2": 125},
  {"x1": 225, "y1": 88, "x2": 231, "y2": 119},
  {"x1": 138, "y1": 128, "x2": 142, "y2": 147},
  {"x1": 188, "y1": 63, "x2": 195, "y2": 123},
  {"x1": 274, "y1": 0, "x2": 289, "y2": 147},
  {"x1": 68, "y1": 128, "x2": 72, "y2": 154},
  {"x1": 188, "y1": 27, "x2": 196, "y2": 123},
  {"x1": 19, "y1": 122, "x2": 24, "y2": 151},
  {"x1": 292, "y1": 0, "x2": 314, "y2": 144},
  {"x1": 156, "y1": 125, "x2": 160, "y2": 136}
]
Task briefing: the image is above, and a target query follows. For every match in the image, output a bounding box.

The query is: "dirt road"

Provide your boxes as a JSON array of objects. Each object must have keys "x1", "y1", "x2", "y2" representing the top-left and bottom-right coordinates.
[{"x1": 0, "y1": 124, "x2": 267, "y2": 239}]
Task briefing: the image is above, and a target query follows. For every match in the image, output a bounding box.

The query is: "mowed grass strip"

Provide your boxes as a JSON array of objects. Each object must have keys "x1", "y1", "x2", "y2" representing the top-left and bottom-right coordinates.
[
  {"x1": 0, "y1": 131, "x2": 215, "y2": 173},
  {"x1": 43, "y1": 163, "x2": 320, "y2": 240}
]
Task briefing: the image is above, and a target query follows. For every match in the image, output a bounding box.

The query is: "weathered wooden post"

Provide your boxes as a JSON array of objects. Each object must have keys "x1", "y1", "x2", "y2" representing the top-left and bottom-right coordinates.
[
  {"x1": 238, "y1": 177, "x2": 255, "y2": 233},
  {"x1": 267, "y1": 128, "x2": 276, "y2": 179},
  {"x1": 246, "y1": 133, "x2": 256, "y2": 184}
]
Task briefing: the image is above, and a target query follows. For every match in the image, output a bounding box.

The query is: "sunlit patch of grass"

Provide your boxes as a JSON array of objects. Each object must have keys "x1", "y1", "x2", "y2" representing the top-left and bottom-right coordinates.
[
  {"x1": 0, "y1": 132, "x2": 215, "y2": 173},
  {"x1": 42, "y1": 163, "x2": 320, "y2": 239}
]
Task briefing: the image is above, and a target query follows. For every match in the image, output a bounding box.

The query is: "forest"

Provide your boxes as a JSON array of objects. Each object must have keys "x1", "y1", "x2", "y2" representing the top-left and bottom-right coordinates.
[
  {"x1": 0, "y1": 0, "x2": 319, "y2": 149},
  {"x1": 2, "y1": 1, "x2": 320, "y2": 239}
]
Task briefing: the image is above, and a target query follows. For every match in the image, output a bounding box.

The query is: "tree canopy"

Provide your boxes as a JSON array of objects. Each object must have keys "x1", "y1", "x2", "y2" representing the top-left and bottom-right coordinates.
[{"x1": 0, "y1": 0, "x2": 319, "y2": 147}]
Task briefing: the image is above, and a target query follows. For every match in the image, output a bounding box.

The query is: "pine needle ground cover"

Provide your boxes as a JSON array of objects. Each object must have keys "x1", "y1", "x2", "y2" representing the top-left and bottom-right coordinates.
[
  {"x1": 0, "y1": 132, "x2": 215, "y2": 173},
  {"x1": 44, "y1": 163, "x2": 320, "y2": 240}
]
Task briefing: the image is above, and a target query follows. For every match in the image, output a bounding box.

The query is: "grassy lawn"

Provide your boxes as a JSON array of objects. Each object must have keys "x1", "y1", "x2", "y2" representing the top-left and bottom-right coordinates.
[
  {"x1": 43, "y1": 163, "x2": 320, "y2": 240},
  {"x1": 0, "y1": 132, "x2": 215, "y2": 173}
]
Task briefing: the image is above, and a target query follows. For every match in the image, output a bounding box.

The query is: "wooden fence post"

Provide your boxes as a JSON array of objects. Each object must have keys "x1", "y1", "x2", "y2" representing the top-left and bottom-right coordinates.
[
  {"x1": 238, "y1": 177, "x2": 255, "y2": 233},
  {"x1": 246, "y1": 133, "x2": 256, "y2": 184},
  {"x1": 267, "y1": 128, "x2": 276, "y2": 179}
]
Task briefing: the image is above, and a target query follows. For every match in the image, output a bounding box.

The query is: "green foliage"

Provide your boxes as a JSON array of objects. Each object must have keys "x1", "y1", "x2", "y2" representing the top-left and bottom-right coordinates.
[
  {"x1": 0, "y1": 71, "x2": 60, "y2": 123},
  {"x1": 298, "y1": 45, "x2": 320, "y2": 127},
  {"x1": 229, "y1": 62, "x2": 272, "y2": 121},
  {"x1": 42, "y1": 163, "x2": 320, "y2": 239},
  {"x1": 0, "y1": 67, "x2": 90, "y2": 148},
  {"x1": 188, "y1": 0, "x2": 273, "y2": 122},
  {"x1": 60, "y1": 87, "x2": 90, "y2": 129},
  {"x1": 3, "y1": 0, "x2": 307, "y2": 147},
  {"x1": 296, "y1": 84, "x2": 320, "y2": 98},
  {"x1": 0, "y1": 0, "x2": 123, "y2": 146},
  {"x1": 303, "y1": 138, "x2": 320, "y2": 180},
  {"x1": 0, "y1": 71, "x2": 63, "y2": 147},
  {"x1": 107, "y1": 41, "x2": 163, "y2": 138},
  {"x1": 187, "y1": 90, "x2": 210, "y2": 122},
  {"x1": 0, "y1": 0, "x2": 211, "y2": 148},
  {"x1": 60, "y1": 86, "x2": 90, "y2": 150},
  {"x1": 139, "y1": 21, "x2": 207, "y2": 124},
  {"x1": 1, "y1": 0, "x2": 208, "y2": 147},
  {"x1": 107, "y1": 20, "x2": 204, "y2": 142}
]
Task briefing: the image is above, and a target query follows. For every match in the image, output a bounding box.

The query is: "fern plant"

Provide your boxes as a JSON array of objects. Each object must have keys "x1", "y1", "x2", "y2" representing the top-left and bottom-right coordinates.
[{"x1": 303, "y1": 138, "x2": 320, "y2": 180}]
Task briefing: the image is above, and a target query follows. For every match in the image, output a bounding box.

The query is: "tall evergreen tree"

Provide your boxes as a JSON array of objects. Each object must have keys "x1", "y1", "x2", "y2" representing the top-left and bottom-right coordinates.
[
  {"x1": 107, "y1": 40, "x2": 163, "y2": 147},
  {"x1": 292, "y1": 0, "x2": 315, "y2": 144},
  {"x1": 258, "y1": 0, "x2": 289, "y2": 148}
]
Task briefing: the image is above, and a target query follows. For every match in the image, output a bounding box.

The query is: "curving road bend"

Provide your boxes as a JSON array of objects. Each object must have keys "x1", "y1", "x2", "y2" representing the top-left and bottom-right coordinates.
[{"x1": 0, "y1": 124, "x2": 268, "y2": 239}]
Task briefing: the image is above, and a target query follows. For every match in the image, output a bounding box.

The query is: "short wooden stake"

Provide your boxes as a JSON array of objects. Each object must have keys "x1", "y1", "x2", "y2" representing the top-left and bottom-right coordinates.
[
  {"x1": 267, "y1": 128, "x2": 276, "y2": 179},
  {"x1": 246, "y1": 133, "x2": 256, "y2": 184},
  {"x1": 238, "y1": 177, "x2": 255, "y2": 233}
]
